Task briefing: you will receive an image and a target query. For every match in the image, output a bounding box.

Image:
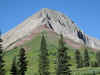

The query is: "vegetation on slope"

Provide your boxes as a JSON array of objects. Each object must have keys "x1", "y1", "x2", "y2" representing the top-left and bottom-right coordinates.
[{"x1": 2, "y1": 33, "x2": 100, "y2": 75}]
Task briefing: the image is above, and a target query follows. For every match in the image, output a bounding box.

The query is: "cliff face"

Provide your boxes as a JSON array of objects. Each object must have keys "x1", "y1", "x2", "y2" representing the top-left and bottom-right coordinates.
[{"x1": 2, "y1": 8, "x2": 100, "y2": 50}]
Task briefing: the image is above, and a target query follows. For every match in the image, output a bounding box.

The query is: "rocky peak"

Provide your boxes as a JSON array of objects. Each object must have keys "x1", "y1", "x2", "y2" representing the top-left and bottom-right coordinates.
[{"x1": 2, "y1": 8, "x2": 100, "y2": 50}]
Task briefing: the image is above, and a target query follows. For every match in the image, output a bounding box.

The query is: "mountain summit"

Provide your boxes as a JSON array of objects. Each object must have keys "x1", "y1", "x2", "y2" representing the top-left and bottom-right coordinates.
[{"x1": 2, "y1": 8, "x2": 100, "y2": 50}]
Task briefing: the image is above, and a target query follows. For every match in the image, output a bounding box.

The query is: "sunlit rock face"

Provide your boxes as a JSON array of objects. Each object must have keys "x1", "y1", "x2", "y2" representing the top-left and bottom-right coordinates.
[{"x1": 2, "y1": 8, "x2": 100, "y2": 50}]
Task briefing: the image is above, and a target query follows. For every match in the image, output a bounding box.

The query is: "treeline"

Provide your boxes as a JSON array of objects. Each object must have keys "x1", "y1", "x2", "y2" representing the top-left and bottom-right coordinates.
[
  {"x1": 0, "y1": 32, "x2": 27, "y2": 75},
  {"x1": 0, "y1": 33, "x2": 100, "y2": 75}
]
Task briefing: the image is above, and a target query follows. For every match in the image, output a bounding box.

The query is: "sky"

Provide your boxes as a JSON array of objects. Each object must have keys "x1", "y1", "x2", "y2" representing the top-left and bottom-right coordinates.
[{"x1": 0, "y1": 0, "x2": 100, "y2": 39}]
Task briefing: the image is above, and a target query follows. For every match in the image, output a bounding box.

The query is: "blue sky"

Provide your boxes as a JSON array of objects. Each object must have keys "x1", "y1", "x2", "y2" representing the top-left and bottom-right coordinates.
[{"x1": 0, "y1": 0, "x2": 100, "y2": 39}]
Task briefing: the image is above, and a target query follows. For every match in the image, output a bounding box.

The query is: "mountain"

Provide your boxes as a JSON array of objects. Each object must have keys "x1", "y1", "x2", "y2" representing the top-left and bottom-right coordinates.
[{"x1": 2, "y1": 8, "x2": 100, "y2": 50}]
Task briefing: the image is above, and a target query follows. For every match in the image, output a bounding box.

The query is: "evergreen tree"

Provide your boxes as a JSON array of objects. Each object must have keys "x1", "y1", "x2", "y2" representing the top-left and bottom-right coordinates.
[
  {"x1": 75, "y1": 49, "x2": 83, "y2": 68},
  {"x1": 56, "y1": 34, "x2": 71, "y2": 75},
  {"x1": 0, "y1": 32, "x2": 5, "y2": 75},
  {"x1": 93, "y1": 71, "x2": 96, "y2": 75},
  {"x1": 83, "y1": 48, "x2": 90, "y2": 67},
  {"x1": 91, "y1": 61, "x2": 98, "y2": 67},
  {"x1": 10, "y1": 56, "x2": 18, "y2": 75},
  {"x1": 96, "y1": 51, "x2": 100, "y2": 67},
  {"x1": 18, "y1": 48, "x2": 27, "y2": 75},
  {"x1": 38, "y1": 34, "x2": 50, "y2": 75}
]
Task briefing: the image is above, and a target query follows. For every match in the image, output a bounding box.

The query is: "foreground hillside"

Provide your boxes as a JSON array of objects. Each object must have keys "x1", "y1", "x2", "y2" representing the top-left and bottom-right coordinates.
[{"x1": 3, "y1": 33, "x2": 100, "y2": 75}]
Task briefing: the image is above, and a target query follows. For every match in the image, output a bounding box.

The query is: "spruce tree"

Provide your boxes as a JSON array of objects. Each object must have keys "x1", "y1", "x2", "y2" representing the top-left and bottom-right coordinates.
[
  {"x1": 10, "y1": 56, "x2": 18, "y2": 75},
  {"x1": 91, "y1": 61, "x2": 98, "y2": 67},
  {"x1": 38, "y1": 34, "x2": 50, "y2": 75},
  {"x1": 56, "y1": 34, "x2": 71, "y2": 75},
  {"x1": 75, "y1": 49, "x2": 83, "y2": 68},
  {"x1": 18, "y1": 48, "x2": 27, "y2": 75},
  {"x1": 0, "y1": 32, "x2": 5, "y2": 75},
  {"x1": 96, "y1": 51, "x2": 100, "y2": 67},
  {"x1": 83, "y1": 48, "x2": 90, "y2": 67},
  {"x1": 93, "y1": 71, "x2": 96, "y2": 75}
]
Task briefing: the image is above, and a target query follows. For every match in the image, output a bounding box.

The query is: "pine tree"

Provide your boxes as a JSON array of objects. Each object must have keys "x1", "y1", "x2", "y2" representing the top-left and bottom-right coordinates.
[
  {"x1": 10, "y1": 56, "x2": 18, "y2": 75},
  {"x1": 75, "y1": 49, "x2": 83, "y2": 68},
  {"x1": 93, "y1": 71, "x2": 96, "y2": 75},
  {"x1": 83, "y1": 48, "x2": 90, "y2": 67},
  {"x1": 38, "y1": 34, "x2": 50, "y2": 75},
  {"x1": 18, "y1": 48, "x2": 27, "y2": 75},
  {"x1": 0, "y1": 32, "x2": 5, "y2": 75},
  {"x1": 91, "y1": 61, "x2": 98, "y2": 67},
  {"x1": 56, "y1": 34, "x2": 71, "y2": 75},
  {"x1": 96, "y1": 51, "x2": 100, "y2": 67}
]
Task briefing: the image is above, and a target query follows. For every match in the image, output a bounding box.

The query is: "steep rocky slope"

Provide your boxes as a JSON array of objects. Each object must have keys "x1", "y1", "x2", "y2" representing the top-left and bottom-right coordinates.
[{"x1": 2, "y1": 8, "x2": 100, "y2": 50}]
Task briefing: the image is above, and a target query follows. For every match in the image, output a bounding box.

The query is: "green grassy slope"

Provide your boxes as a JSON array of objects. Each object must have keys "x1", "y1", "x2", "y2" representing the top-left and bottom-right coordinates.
[{"x1": 3, "y1": 33, "x2": 100, "y2": 75}]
